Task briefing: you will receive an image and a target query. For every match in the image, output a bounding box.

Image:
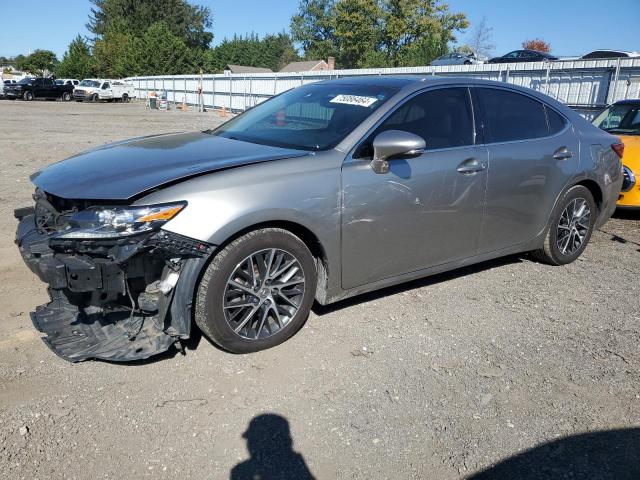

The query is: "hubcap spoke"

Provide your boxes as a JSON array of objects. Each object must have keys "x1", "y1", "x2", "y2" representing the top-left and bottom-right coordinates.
[{"x1": 223, "y1": 248, "x2": 305, "y2": 340}]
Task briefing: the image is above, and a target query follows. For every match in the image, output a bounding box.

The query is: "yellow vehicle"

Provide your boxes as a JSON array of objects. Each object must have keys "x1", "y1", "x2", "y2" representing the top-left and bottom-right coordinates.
[{"x1": 593, "y1": 99, "x2": 640, "y2": 209}]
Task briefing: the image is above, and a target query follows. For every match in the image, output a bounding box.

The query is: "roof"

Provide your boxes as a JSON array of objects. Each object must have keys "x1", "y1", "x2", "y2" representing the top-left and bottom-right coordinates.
[
  {"x1": 225, "y1": 65, "x2": 273, "y2": 74},
  {"x1": 280, "y1": 60, "x2": 327, "y2": 72},
  {"x1": 614, "y1": 98, "x2": 640, "y2": 105}
]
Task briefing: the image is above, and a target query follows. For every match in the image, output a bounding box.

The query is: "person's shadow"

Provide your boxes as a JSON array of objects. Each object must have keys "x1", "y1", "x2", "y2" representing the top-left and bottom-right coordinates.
[{"x1": 231, "y1": 414, "x2": 316, "y2": 480}]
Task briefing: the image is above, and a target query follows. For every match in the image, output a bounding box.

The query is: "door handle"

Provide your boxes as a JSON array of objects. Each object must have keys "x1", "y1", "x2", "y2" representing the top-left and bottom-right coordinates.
[
  {"x1": 553, "y1": 147, "x2": 573, "y2": 160},
  {"x1": 457, "y1": 158, "x2": 486, "y2": 174}
]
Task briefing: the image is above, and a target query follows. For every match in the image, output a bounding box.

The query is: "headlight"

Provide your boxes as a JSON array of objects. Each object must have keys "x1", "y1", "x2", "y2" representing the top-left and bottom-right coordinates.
[{"x1": 53, "y1": 202, "x2": 186, "y2": 240}]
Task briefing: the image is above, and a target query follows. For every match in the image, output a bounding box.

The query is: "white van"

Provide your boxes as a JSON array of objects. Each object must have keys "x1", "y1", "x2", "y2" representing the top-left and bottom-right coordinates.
[{"x1": 73, "y1": 79, "x2": 135, "y2": 102}]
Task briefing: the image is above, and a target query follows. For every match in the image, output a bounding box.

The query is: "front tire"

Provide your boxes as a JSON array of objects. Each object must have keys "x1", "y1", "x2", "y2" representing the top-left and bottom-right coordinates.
[
  {"x1": 23, "y1": 91, "x2": 33, "y2": 101},
  {"x1": 533, "y1": 185, "x2": 596, "y2": 265},
  {"x1": 91, "y1": 93, "x2": 99, "y2": 102},
  {"x1": 195, "y1": 228, "x2": 317, "y2": 353}
]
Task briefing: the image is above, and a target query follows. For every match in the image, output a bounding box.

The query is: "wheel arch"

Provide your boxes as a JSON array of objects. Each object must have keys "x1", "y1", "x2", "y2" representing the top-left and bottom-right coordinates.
[
  {"x1": 205, "y1": 219, "x2": 331, "y2": 304},
  {"x1": 574, "y1": 179, "x2": 603, "y2": 213},
  {"x1": 536, "y1": 176, "x2": 604, "y2": 247}
]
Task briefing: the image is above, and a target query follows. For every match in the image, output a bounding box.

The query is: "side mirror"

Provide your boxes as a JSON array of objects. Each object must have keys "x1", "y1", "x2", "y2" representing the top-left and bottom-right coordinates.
[{"x1": 370, "y1": 130, "x2": 426, "y2": 174}]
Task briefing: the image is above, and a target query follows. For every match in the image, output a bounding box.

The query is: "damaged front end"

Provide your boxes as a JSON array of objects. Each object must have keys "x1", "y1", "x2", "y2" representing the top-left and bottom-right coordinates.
[{"x1": 15, "y1": 190, "x2": 212, "y2": 362}]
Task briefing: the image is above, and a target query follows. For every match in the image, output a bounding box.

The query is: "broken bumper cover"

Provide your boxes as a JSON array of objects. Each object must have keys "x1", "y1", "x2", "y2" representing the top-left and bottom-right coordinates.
[{"x1": 15, "y1": 213, "x2": 212, "y2": 362}]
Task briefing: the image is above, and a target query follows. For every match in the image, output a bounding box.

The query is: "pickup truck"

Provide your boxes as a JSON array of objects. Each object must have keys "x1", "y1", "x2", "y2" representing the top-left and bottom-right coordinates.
[
  {"x1": 3, "y1": 77, "x2": 74, "y2": 101},
  {"x1": 73, "y1": 78, "x2": 135, "y2": 102}
]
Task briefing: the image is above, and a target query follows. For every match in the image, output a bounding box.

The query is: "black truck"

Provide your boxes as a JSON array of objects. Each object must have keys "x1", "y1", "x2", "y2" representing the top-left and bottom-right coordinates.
[{"x1": 3, "y1": 77, "x2": 74, "y2": 101}]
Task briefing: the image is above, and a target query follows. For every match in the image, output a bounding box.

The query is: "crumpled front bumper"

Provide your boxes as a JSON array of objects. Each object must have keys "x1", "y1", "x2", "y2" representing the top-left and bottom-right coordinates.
[{"x1": 15, "y1": 212, "x2": 211, "y2": 362}]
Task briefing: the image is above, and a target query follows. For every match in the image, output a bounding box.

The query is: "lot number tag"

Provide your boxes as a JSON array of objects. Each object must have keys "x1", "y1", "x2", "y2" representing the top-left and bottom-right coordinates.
[{"x1": 330, "y1": 95, "x2": 379, "y2": 107}]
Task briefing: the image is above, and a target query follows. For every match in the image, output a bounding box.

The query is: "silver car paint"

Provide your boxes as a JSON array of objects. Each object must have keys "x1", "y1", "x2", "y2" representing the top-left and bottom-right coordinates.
[{"x1": 135, "y1": 77, "x2": 622, "y2": 305}]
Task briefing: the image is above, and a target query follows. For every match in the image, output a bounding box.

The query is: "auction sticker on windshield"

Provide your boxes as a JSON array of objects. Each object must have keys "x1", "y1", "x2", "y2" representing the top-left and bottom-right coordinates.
[{"x1": 330, "y1": 94, "x2": 379, "y2": 107}]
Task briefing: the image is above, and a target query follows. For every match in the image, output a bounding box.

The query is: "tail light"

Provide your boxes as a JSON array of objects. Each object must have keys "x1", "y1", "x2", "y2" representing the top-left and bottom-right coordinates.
[{"x1": 611, "y1": 142, "x2": 625, "y2": 159}]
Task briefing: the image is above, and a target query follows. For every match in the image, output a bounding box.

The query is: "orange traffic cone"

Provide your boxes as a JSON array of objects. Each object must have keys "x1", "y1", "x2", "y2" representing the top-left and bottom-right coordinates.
[
  {"x1": 181, "y1": 96, "x2": 187, "y2": 112},
  {"x1": 219, "y1": 103, "x2": 227, "y2": 118}
]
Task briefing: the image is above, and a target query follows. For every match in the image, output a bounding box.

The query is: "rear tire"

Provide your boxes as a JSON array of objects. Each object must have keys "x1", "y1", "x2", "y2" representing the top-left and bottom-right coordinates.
[
  {"x1": 195, "y1": 228, "x2": 317, "y2": 353},
  {"x1": 533, "y1": 185, "x2": 596, "y2": 265},
  {"x1": 62, "y1": 92, "x2": 72, "y2": 101},
  {"x1": 122, "y1": 93, "x2": 129, "y2": 103}
]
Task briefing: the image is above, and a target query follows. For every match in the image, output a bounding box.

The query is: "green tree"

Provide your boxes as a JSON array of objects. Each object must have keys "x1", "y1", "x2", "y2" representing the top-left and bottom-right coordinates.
[
  {"x1": 261, "y1": 33, "x2": 301, "y2": 71},
  {"x1": 205, "y1": 32, "x2": 300, "y2": 73},
  {"x1": 56, "y1": 36, "x2": 94, "y2": 79},
  {"x1": 18, "y1": 50, "x2": 58, "y2": 76},
  {"x1": 291, "y1": 0, "x2": 468, "y2": 68},
  {"x1": 13, "y1": 54, "x2": 27, "y2": 71},
  {"x1": 93, "y1": 20, "x2": 142, "y2": 77},
  {"x1": 139, "y1": 22, "x2": 195, "y2": 75},
  {"x1": 334, "y1": 0, "x2": 380, "y2": 68},
  {"x1": 88, "y1": 0, "x2": 213, "y2": 49},
  {"x1": 290, "y1": 0, "x2": 338, "y2": 61}
]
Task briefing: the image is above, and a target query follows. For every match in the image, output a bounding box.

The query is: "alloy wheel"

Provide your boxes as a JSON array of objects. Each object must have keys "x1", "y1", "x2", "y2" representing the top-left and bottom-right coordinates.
[
  {"x1": 223, "y1": 248, "x2": 305, "y2": 340},
  {"x1": 556, "y1": 197, "x2": 591, "y2": 255}
]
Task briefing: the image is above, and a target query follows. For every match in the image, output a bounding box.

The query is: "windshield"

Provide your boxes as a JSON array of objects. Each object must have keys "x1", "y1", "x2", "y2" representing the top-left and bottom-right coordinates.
[
  {"x1": 594, "y1": 104, "x2": 640, "y2": 135},
  {"x1": 209, "y1": 83, "x2": 398, "y2": 151},
  {"x1": 18, "y1": 78, "x2": 34, "y2": 84},
  {"x1": 79, "y1": 80, "x2": 100, "y2": 87}
]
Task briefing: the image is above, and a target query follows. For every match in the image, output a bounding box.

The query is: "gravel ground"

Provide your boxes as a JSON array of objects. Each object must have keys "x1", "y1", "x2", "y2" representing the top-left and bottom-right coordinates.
[{"x1": 0, "y1": 100, "x2": 639, "y2": 480}]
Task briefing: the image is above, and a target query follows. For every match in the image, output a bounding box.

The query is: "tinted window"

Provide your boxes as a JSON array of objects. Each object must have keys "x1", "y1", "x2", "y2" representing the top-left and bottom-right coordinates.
[
  {"x1": 377, "y1": 88, "x2": 474, "y2": 150},
  {"x1": 212, "y1": 83, "x2": 397, "y2": 151},
  {"x1": 34, "y1": 79, "x2": 44, "y2": 86},
  {"x1": 43, "y1": 79, "x2": 53, "y2": 86},
  {"x1": 545, "y1": 106, "x2": 566, "y2": 135},
  {"x1": 476, "y1": 88, "x2": 549, "y2": 143},
  {"x1": 354, "y1": 88, "x2": 474, "y2": 158}
]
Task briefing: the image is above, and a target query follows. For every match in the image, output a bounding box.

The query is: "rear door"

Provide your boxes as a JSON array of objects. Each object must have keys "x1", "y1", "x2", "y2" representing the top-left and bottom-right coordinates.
[
  {"x1": 474, "y1": 87, "x2": 579, "y2": 253},
  {"x1": 33, "y1": 78, "x2": 45, "y2": 97},
  {"x1": 43, "y1": 78, "x2": 56, "y2": 97}
]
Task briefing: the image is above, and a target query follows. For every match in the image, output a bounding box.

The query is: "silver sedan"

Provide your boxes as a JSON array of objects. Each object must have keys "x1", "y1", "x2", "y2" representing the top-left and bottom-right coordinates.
[
  {"x1": 15, "y1": 77, "x2": 623, "y2": 361},
  {"x1": 431, "y1": 52, "x2": 487, "y2": 66}
]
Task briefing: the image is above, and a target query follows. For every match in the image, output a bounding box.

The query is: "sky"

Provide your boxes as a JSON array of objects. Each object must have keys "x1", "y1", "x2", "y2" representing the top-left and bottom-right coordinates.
[{"x1": 0, "y1": 0, "x2": 638, "y2": 60}]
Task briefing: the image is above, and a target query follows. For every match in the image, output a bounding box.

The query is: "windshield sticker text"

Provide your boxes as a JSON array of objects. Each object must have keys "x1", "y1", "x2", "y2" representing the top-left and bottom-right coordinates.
[{"x1": 330, "y1": 95, "x2": 379, "y2": 107}]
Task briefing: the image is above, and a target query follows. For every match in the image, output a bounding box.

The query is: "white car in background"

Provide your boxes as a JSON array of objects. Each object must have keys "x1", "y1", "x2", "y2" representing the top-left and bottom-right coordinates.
[
  {"x1": 431, "y1": 52, "x2": 488, "y2": 66},
  {"x1": 55, "y1": 78, "x2": 80, "y2": 87},
  {"x1": 1, "y1": 79, "x2": 17, "y2": 98},
  {"x1": 73, "y1": 78, "x2": 135, "y2": 102}
]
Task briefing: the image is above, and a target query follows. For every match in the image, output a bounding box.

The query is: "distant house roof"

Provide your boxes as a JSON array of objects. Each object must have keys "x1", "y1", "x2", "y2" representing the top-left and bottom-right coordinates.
[
  {"x1": 280, "y1": 60, "x2": 328, "y2": 72},
  {"x1": 225, "y1": 65, "x2": 273, "y2": 74}
]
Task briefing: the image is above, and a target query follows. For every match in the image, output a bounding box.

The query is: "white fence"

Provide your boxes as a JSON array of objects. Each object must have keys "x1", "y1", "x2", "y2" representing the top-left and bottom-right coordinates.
[{"x1": 128, "y1": 58, "x2": 640, "y2": 119}]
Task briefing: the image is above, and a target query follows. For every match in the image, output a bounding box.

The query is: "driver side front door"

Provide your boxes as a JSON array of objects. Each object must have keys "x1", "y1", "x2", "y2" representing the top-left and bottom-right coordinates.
[{"x1": 341, "y1": 87, "x2": 488, "y2": 289}]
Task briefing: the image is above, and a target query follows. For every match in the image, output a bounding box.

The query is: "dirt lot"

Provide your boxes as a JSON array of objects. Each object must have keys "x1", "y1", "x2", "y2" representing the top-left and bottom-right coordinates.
[{"x1": 0, "y1": 100, "x2": 639, "y2": 479}]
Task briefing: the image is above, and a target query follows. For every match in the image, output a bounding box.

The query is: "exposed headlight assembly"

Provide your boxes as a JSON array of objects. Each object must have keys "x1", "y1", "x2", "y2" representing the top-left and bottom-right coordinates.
[{"x1": 53, "y1": 202, "x2": 186, "y2": 240}]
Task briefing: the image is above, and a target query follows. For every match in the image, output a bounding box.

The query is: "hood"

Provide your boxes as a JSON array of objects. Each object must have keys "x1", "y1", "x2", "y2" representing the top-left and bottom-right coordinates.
[{"x1": 31, "y1": 132, "x2": 310, "y2": 201}]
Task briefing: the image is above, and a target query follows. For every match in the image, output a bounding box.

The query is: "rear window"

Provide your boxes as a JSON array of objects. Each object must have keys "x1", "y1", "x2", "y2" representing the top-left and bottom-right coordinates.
[{"x1": 476, "y1": 88, "x2": 549, "y2": 143}]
